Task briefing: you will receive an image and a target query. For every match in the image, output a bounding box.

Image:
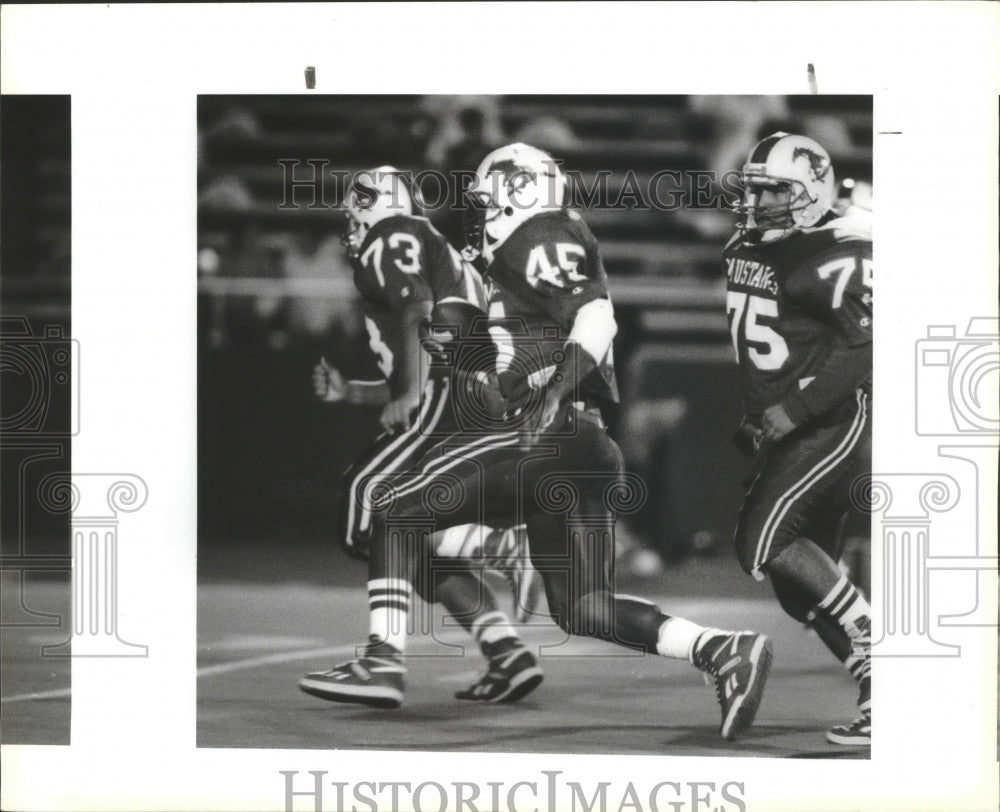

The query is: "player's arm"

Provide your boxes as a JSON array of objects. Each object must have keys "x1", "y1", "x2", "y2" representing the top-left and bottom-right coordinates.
[
  {"x1": 529, "y1": 296, "x2": 617, "y2": 437},
  {"x1": 770, "y1": 250, "x2": 872, "y2": 434},
  {"x1": 380, "y1": 298, "x2": 432, "y2": 430},
  {"x1": 313, "y1": 358, "x2": 391, "y2": 406},
  {"x1": 364, "y1": 224, "x2": 435, "y2": 430}
]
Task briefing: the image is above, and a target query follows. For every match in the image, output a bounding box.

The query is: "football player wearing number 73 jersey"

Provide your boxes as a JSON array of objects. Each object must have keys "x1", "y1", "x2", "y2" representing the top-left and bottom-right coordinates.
[
  {"x1": 300, "y1": 167, "x2": 543, "y2": 708},
  {"x1": 725, "y1": 132, "x2": 873, "y2": 746}
]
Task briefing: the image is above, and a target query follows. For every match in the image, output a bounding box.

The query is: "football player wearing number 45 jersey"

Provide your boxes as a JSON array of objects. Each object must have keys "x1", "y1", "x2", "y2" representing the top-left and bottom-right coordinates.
[
  {"x1": 310, "y1": 144, "x2": 773, "y2": 741},
  {"x1": 299, "y1": 167, "x2": 543, "y2": 708},
  {"x1": 726, "y1": 133, "x2": 873, "y2": 746}
]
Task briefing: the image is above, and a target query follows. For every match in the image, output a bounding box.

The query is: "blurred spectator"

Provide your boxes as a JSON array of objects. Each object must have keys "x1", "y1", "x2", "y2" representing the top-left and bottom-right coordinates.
[
  {"x1": 688, "y1": 95, "x2": 791, "y2": 180},
  {"x1": 422, "y1": 96, "x2": 505, "y2": 245},
  {"x1": 421, "y1": 95, "x2": 504, "y2": 169},
  {"x1": 284, "y1": 233, "x2": 362, "y2": 340},
  {"x1": 681, "y1": 96, "x2": 792, "y2": 240},
  {"x1": 198, "y1": 174, "x2": 254, "y2": 211},
  {"x1": 203, "y1": 107, "x2": 262, "y2": 144},
  {"x1": 514, "y1": 115, "x2": 579, "y2": 155},
  {"x1": 802, "y1": 115, "x2": 852, "y2": 156}
]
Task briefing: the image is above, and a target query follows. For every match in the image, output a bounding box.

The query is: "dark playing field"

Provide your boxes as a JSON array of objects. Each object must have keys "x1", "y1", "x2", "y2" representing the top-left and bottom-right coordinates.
[
  {"x1": 196, "y1": 549, "x2": 869, "y2": 759},
  {"x1": 2, "y1": 557, "x2": 869, "y2": 759}
]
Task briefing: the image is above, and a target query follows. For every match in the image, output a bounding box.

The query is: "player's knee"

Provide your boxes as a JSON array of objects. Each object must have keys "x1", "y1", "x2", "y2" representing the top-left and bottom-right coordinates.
[{"x1": 557, "y1": 591, "x2": 614, "y2": 637}]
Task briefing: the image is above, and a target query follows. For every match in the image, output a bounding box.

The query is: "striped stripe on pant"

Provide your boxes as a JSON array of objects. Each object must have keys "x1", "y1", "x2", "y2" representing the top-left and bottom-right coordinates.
[
  {"x1": 339, "y1": 377, "x2": 451, "y2": 558},
  {"x1": 735, "y1": 390, "x2": 871, "y2": 578}
]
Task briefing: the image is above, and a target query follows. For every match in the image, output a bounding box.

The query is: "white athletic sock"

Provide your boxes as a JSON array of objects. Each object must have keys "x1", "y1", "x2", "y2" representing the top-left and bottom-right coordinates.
[
  {"x1": 471, "y1": 610, "x2": 518, "y2": 649},
  {"x1": 816, "y1": 574, "x2": 871, "y2": 682},
  {"x1": 816, "y1": 575, "x2": 871, "y2": 639},
  {"x1": 368, "y1": 578, "x2": 411, "y2": 653},
  {"x1": 656, "y1": 617, "x2": 718, "y2": 662}
]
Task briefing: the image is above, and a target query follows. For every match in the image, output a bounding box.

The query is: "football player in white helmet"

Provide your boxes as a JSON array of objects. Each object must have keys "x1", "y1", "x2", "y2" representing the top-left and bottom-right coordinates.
[
  {"x1": 734, "y1": 132, "x2": 837, "y2": 243},
  {"x1": 725, "y1": 133, "x2": 873, "y2": 746},
  {"x1": 462, "y1": 142, "x2": 567, "y2": 266},
  {"x1": 301, "y1": 166, "x2": 543, "y2": 709},
  {"x1": 340, "y1": 165, "x2": 420, "y2": 260}
]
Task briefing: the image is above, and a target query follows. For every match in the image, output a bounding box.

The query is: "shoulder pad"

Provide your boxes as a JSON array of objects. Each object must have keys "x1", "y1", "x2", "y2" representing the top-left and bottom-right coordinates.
[{"x1": 809, "y1": 206, "x2": 872, "y2": 242}]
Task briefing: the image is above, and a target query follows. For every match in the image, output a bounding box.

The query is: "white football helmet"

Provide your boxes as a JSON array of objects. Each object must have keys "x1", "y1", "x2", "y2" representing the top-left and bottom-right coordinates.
[
  {"x1": 462, "y1": 143, "x2": 566, "y2": 265},
  {"x1": 341, "y1": 166, "x2": 419, "y2": 258},
  {"x1": 735, "y1": 132, "x2": 835, "y2": 242}
]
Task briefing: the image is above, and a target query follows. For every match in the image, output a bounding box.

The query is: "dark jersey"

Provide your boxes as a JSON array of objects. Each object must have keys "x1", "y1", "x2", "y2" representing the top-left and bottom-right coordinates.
[
  {"x1": 352, "y1": 215, "x2": 485, "y2": 392},
  {"x1": 723, "y1": 207, "x2": 872, "y2": 420},
  {"x1": 484, "y1": 209, "x2": 619, "y2": 405}
]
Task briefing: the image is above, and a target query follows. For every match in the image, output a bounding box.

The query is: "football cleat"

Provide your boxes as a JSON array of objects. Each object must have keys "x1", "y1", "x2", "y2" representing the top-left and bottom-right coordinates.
[
  {"x1": 455, "y1": 639, "x2": 543, "y2": 703},
  {"x1": 298, "y1": 638, "x2": 406, "y2": 709},
  {"x1": 693, "y1": 630, "x2": 773, "y2": 740},
  {"x1": 857, "y1": 669, "x2": 871, "y2": 716},
  {"x1": 826, "y1": 713, "x2": 871, "y2": 746}
]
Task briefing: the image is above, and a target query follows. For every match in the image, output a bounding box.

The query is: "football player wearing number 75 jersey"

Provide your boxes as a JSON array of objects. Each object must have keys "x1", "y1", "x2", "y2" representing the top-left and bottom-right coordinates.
[{"x1": 725, "y1": 133, "x2": 873, "y2": 746}]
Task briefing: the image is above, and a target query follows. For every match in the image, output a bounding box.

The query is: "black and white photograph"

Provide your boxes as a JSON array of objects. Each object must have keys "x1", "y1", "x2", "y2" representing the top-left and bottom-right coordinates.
[
  {"x1": 1, "y1": 3, "x2": 997, "y2": 811},
  {"x1": 196, "y1": 93, "x2": 875, "y2": 757}
]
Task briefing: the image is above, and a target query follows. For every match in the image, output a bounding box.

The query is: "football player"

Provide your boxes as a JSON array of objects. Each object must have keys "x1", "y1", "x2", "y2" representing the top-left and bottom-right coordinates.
[
  {"x1": 726, "y1": 133, "x2": 872, "y2": 745},
  {"x1": 302, "y1": 145, "x2": 773, "y2": 741},
  {"x1": 300, "y1": 167, "x2": 542, "y2": 706}
]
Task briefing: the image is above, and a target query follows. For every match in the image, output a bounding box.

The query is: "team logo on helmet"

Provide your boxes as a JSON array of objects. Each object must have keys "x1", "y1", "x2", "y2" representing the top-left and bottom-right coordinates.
[
  {"x1": 463, "y1": 143, "x2": 566, "y2": 266},
  {"x1": 792, "y1": 147, "x2": 831, "y2": 184}
]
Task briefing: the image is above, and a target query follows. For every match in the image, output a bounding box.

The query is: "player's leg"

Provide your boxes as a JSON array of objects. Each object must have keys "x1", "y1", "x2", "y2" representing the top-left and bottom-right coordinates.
[
  {"x1": 523, "y1": 412, "x2": 772, "y2": 740},
  {"x1": 301, "y1": 429, "x2": 541, "y2": 707},
  {"x1": 436, "y1": 524, "x2": 543, "y2": 624},
  {"x1": 736, "y1": 391, "x2": 872, "y2": 744},
  {"x1": 339, "y1": 379, "x2": 451, "y2": 557}
]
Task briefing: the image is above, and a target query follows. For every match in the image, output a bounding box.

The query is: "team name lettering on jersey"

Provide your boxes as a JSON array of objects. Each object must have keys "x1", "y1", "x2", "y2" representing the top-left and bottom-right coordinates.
[{"x1": 725, "y1": 257, "x2": 779, "y2": 297}]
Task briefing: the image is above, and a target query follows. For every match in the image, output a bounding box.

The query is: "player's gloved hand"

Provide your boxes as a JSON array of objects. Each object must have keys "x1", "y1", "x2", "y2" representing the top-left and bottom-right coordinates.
[
  {"x1": 733, "y1": 416, "x2": 764, "y2": 457},
  {"x1": 380, "y1": 390, "x2": 420, "y2": 432},
  {"x1": 761, "y1": 403, "x2": 797, "y2": 442},
  {"x1": 314, "y1": 357, "x2": 346, "y2": 402}
]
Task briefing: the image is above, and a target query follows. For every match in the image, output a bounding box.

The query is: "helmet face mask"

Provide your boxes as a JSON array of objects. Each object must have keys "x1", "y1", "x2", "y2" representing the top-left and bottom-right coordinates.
[
  {"x1": 734, "y1": 132, "x2": 835, "y2": 244},
  {"x1": 462, "y1": 143, "x2": 566, "y2": 265},
  {"x1": 340, "y1": 166, "x2": 417, "y2": 259}
]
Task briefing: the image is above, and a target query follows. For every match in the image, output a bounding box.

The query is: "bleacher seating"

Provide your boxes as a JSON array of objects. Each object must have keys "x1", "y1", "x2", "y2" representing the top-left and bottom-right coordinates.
[{"x1": 198, "y1": 94, "x2": 872, "y2": 338}]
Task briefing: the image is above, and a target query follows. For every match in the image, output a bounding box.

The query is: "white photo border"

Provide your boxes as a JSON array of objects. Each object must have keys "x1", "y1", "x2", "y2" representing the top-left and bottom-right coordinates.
[{"x1": 1, "y1": 2, "x2": 997, "y2": 811}]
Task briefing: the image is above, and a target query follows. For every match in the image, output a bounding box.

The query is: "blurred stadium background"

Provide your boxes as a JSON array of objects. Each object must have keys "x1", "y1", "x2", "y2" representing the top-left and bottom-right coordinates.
[{"x1": 195, "y1": 94, "x2": 872, "y2": 581}]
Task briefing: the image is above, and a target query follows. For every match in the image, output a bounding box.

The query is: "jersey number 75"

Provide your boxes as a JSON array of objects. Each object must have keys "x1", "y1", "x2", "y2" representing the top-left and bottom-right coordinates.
[{"x1": 726, "y1": 292, "x2": 789, "y2": 371}]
